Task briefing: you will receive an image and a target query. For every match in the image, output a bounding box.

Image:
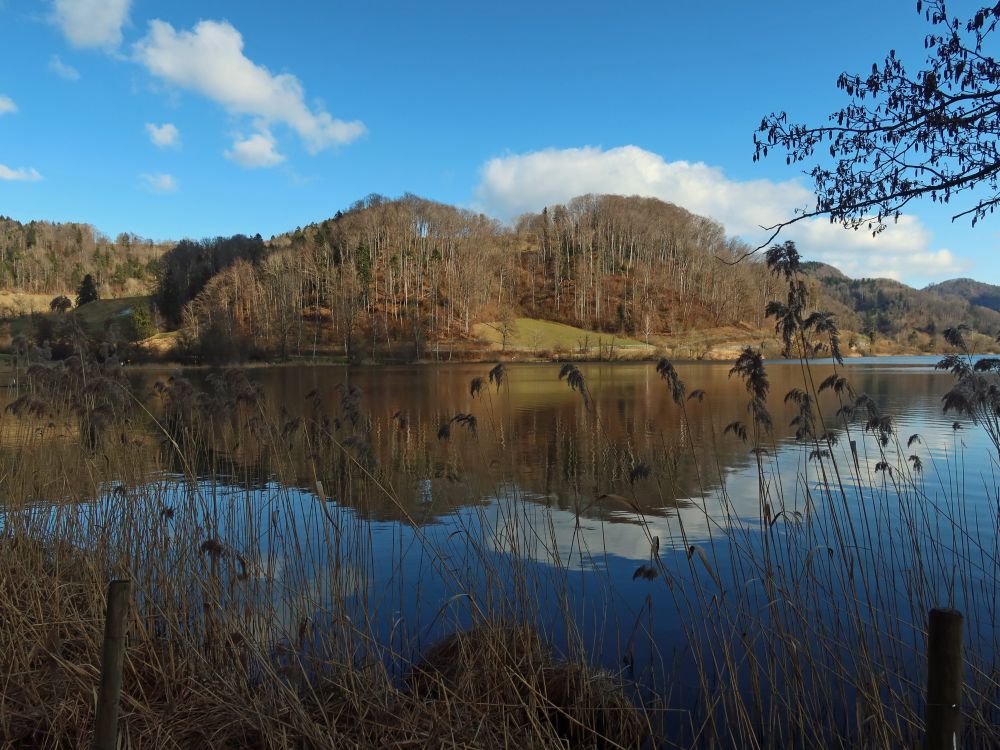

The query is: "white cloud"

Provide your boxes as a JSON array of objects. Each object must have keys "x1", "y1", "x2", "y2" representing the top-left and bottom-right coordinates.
[
  {"x1": 0, "y1": 164, "x2": 43, "y2": 182},
  {"x1": 52, "y1": 0, "x2": 130, "y2": 49},
  {"x1": 48, "y1": 55, "x2": 81, "y2": 81},
  {"x1": 133, "y1": 20, "x2": 366, "y2": 154},
  {"x1": 0, "y1": 96, "x2": 17, "y2": 116},
  {"x1": 475, "y1": 145, "x2": 970, "y2": 283},
  {"x1": 140, "y1": 172, "x2": 177, "y2": 193},
  {"x1": 225, "y1": 130, "x2": 286, "y2": 168},
  {"x1": 792, "y1": 216, "x2": 970, "y2": 280},
  {"x1": 477, "y1": 145, "x2": 807, "y2": 231},
  {"x1": 145, "y1": 122, "x2": 180, "y2": 149}
]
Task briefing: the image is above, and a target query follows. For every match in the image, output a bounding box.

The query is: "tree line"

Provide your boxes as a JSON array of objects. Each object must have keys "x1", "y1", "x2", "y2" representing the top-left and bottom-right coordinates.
[
  {"x1": 7, "y1": 193, "x2": 998, "y2": 365},
  {"x1": 169, "y1": 193, "x2": 1000, "y2": 362},
  {"x1": 0, "y1": 216, "x2": 169, "y2": 296},
  {"x1": 152, "y1": 234, "x2": 268, "y2": 326}
]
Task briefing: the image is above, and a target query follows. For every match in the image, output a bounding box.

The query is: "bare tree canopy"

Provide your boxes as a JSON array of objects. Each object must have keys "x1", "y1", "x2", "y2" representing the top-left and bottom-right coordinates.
[{"x1": 754, "y1": 1, "x2": 1000, "y2": 245}]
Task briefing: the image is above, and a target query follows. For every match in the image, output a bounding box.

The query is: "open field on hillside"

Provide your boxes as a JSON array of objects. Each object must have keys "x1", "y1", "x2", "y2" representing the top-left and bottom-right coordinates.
[
  {"x1": 474, "y1": 318, "x2": 786, "y2": 361},
  {"x1": 0, "y1": 290, "x2": 59, "y2": 319},
  {"x1": 0, "y1": 295, "x2": 150, "y2": 340},
  {"x1": 474, "y1": 318, "x2": 652, "y2": 354},
  {"x1": 73, "y1": 296, "x2": 148, "y2": 333}
]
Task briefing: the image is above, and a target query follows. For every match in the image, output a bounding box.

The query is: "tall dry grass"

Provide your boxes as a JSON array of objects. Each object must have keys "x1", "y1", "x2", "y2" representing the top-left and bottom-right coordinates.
[{"x1": 0, "y1": 243, "x2": 997, "y2": 748}]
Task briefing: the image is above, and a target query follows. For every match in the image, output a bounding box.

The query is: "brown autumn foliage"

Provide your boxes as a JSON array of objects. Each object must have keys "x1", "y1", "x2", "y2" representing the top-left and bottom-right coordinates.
[
  {"x1": 176, "y1": 193, "x2": 1000, "y2": 361},
  {"x1": 0, "y1": 216, "x2": 169, "y2": 297}
]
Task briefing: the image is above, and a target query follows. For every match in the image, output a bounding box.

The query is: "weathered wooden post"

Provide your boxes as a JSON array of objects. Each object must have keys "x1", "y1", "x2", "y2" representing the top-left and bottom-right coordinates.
[
  {"x1": 93, "y1": 579, "x2": 131, "y2": 750},
  {"x1": 925, "y1": 607, "x2": 963, "y2": 750}
]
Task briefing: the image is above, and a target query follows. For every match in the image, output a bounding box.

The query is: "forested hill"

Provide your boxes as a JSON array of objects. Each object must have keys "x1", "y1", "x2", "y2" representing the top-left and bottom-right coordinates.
[
  {"x1": 801, "y1": 262, "x2": 1000, "y2": 341},
  {"x1": 0, "y1": 216, "x2": 169, "y2": 295},
  {"x1": 4, "y1": 195, "x2": 998, "y2": 363},
  {"x1": 164, "y1": 193, "x2": 1000, "y2": 361},
  {"x1": 924, "y1": 278, "x2": 1000, "y2": 314},
  {"x1": 172, "y1": 193, "x2": 778, "y2": 360}
]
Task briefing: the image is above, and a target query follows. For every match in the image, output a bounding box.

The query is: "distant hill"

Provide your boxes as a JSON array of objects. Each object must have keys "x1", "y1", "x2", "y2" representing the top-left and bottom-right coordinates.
[
  {"x1": 925, "y1": 278, "x2": 1000, "y2": 313},
  {"x1": 800, "y1": 261, "x2": 848, "y2": 282},
  {"x1": 802, "y1": 265, "x2": 1000, "y2": 340}
]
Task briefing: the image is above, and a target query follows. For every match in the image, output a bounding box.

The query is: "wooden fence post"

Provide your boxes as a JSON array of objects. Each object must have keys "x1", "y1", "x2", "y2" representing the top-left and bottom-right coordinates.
[
  {"x1": 93, "y1": 579, "x2": 131, "y2": 750},
  {"x1": 925, "y1": 607, "x2": 963, "y2": 750}
]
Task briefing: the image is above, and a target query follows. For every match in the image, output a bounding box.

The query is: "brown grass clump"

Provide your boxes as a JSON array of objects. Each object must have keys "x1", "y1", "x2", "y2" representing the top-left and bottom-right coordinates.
[
  {"x1": 0, "y1": 537, "x2": 286, "y2": 748},
  {"x1": 407, "y1": 624, "x2": 648, "y2": 749},
  {"x1": 0, "y1": 536, "x2": 648, "y2": 749}
]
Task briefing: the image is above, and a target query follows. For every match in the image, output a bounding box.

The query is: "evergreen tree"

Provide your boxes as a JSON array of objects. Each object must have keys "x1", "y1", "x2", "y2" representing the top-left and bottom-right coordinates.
[
  {"x1": 129, "y1": 303, "x2": 156, "y2": 341},
  {"x1": 155, "y1": 268, "x2": 183, "y2": 326},
  {"x1": 75, "y1": 274, "x2": 99, "y2": 307}
]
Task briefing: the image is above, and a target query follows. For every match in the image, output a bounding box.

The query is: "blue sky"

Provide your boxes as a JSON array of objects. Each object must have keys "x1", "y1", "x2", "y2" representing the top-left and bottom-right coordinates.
[{"x1": 0, "y1": 0, "x2": 997, "y2": 287}]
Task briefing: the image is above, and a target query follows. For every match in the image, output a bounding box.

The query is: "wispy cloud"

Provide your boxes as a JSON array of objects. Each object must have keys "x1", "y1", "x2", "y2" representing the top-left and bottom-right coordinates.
[
  {"x1": 133, "y1": 19, "x2": 365, "y2": 158},
  {"x1": 140, "y1": 172, "x2": 177, "y2": 193},
  {"x1": 475, "y1": 145, "x2": 970, "y2": 283},
  {"x1": 0, "y1": 164, "x2": 43, "y2": 182},
  {"x1": 51, "y1": 0, "x2": 130, "y2": 49},
  {"x1": 145, "y1": 122, "x2": 180, "y2": 149},
  {"x1": 48, "y1": 55, "x2": 81, "y2": 81},
  {"x1": 0, "y1": 95, "x2": 16, "y2": 116}
]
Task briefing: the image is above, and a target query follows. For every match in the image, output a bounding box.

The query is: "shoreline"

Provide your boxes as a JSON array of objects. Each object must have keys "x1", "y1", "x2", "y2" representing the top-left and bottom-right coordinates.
[{"x1": 110, "y1": 347, "x2": 995, "y2": 372}]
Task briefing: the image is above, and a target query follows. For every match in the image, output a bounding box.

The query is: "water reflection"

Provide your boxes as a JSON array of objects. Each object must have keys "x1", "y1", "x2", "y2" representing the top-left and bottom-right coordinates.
[
  {"x1": 123, "y1": 359, "x2": 997, "y2": 661},
  {"x1": 3, "y1": 357, "x2": 997, "y2": 741},
  {"x1": 124, "y1": 358, "x2": 994, "y2": 528}
]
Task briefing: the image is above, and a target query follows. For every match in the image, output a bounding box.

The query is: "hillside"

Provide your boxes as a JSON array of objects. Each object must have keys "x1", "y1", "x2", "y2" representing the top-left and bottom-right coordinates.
[
  {"x1": 802, "y1": 265, "x2": 1000, "y2": 342},
  {"x1": 162, "y1": 193, "x2": 1000, "y2": 363},
  {"x1": 925, "y1": 278, "x2": 1000, "y2": 313},
  {"x1": 166, "y1": 193, "x2": 782, "y2": 362},
  {"x1": 473, "y1": 318, "x2": 651, "y2": 354},
  {"x1": 0, "y1": 216, "x2": 170, "y2": 296},
  {"x1": 4, "y1": 194, "x2": 999, "y2": 364}
]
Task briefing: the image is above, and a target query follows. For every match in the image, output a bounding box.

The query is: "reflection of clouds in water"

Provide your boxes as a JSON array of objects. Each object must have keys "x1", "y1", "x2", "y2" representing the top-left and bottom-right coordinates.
[
  {"x1": 808, "y1": 408, "x2": 995, "y2": 512},
  {"x1": 483, "y1": 494, "x2": 665, "y2": 567},
  {"x1": 479, "y1": 397, "x2": 998, "y2": 571},
  {"x1": 483, "y1": 454, "x2": 783, "y2": 566},
  {"x1": 238, "y1": 555, "x2": 368, "y2": 645},
  {"x1": 481, "y1": 481, "x2": 754, "y2": 567},
  {"x1": 418, "y1": 479, "x2": 433, "y2": 504}
]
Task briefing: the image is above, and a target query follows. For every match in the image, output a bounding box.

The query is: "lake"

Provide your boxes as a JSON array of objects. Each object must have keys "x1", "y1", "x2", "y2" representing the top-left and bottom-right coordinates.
[{"x1": 4, "y1": 355, "x2": 998, "y2": 746}]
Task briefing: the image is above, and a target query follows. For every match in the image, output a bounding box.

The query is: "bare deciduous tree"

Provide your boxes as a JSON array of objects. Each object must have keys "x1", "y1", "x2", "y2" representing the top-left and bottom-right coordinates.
[{"x1": 755, "y1": 0, "x2": 1000, "y2": 246}]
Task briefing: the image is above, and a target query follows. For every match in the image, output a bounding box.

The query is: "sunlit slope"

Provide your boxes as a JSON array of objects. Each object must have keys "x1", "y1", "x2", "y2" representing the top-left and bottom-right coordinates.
[{"x1": 473, "y1": 318, "x2": 651, "y2": 352}]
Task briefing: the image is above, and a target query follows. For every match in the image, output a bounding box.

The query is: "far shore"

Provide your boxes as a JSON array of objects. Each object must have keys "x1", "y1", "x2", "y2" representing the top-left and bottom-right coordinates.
[{"x1": 2, "y1": 345, "x2": 989, "y2": 377}]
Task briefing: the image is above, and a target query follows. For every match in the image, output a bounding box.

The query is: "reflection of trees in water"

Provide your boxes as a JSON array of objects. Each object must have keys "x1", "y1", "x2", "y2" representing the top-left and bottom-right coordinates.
[{"x1": 125, "y1": 361, "x2": 957, "y2": 527}]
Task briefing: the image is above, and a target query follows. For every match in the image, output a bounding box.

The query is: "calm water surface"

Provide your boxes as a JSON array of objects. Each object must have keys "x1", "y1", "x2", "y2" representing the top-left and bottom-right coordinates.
[
  {"x1": 134, "y1": 358, "x2": 996, "y2": 630},
  {"x1": 9, "y1": 357, "x2": 1000, "y2": 729}
]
